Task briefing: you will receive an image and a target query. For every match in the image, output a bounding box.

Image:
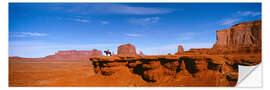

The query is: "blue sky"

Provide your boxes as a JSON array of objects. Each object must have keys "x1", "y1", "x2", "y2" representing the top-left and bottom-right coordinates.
[{"x1": 9, "y1": 3, "x2": 261, "y2": 58}]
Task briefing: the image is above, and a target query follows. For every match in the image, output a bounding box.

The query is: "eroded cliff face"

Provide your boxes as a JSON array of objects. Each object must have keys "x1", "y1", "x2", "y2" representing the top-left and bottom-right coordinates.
[
  {"x1": 89, "y1": 55, "x2": 260, "y2": 87},
  {"x1": 44, "y1": 49, "x2": 103, "y2": 60},
  {"x1": 212, "y1": 20, "x2": 261, "y2": 54}
]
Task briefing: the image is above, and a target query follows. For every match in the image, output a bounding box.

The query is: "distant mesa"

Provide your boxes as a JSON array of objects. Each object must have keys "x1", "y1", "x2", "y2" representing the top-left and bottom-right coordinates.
[
  {"x1": 9, "y1": 56, "x2": 25, "y2": 60},
  {"x1": 43, "y1": 49, "x2": 103, "y2": 60},
  {"x1": 139, "y1": 51, "x2": 145, "y2": 56},
  {"x1": 117, "y1": 43, "x2": 137, "y2": 56}
]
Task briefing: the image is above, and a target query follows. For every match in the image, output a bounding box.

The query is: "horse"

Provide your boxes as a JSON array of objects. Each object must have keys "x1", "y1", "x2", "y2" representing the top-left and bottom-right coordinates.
[{"x1": 104, "y1": 50, "x2": 112, "y2": 56}]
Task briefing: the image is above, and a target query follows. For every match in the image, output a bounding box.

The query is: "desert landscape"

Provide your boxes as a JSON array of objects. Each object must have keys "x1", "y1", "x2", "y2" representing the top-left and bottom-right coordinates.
[{"x1": 9, "y1": 20, "x2": 262, "y2": 87}]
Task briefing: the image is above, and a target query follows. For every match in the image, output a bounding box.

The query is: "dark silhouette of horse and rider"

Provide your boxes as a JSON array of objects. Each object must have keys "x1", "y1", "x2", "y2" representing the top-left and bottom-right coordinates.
[{"x1": 104, "y1": 49, "x2": 112, "y2": 56}]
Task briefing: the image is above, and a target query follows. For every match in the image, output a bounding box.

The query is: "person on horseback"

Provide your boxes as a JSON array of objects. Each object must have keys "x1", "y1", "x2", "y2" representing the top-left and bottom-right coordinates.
[{"x1": 104, "y1": 49, "x2": 112, "y2": 56}]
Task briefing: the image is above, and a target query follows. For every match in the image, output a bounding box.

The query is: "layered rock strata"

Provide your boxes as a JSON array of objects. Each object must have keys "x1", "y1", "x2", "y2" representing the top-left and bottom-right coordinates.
[{"x1": 212, "y1": 20, "x2": 261, "y2": 54}]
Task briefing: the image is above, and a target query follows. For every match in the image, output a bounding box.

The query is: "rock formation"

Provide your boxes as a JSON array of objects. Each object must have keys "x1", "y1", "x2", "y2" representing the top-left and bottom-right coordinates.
[
  {"x1": 89, "y1": 55, "x2": 261, "y2": 86},
  {"x1": 214, "y1": 20, "x2": 261, "y2": 47},
  {"x1": 185, "y1": 48, "x2": 211, "y2": 55},
  {"x1": 212, "y1": 20, "x2": 261, "y2": 54},
  {"x1": 44, "y1": 49, "x2": 103, "y2": 60},
  {"x1": 178, "y1": 45, "x2": 184, "y2": 53},
  {"x1": 181, "y1": 20, "x2": 262, "y2": 55},
  {"x1": 139, "y1": 51, "x2": 145, "y2": 56},
  {"x1": 117, "y1": 44, "x2": 137, "y2": 56},
  {"x1": 175, "y1": 45, "x2": 184, "y2": 55}
]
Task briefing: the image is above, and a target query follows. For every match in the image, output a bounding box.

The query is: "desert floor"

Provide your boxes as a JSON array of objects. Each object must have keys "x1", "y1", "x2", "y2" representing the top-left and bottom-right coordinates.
[{"x1": 9, "y1": 59, "x2": 98, "y2": 87}]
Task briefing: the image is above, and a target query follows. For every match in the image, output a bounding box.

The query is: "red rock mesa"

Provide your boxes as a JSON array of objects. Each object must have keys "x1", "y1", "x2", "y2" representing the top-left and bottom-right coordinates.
[{"x1": 44, "y1": 49, "x2": 103, "y2": 60}]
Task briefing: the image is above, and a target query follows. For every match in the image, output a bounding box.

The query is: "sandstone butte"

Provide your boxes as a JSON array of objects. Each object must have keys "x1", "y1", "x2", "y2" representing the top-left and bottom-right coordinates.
[
  {"x1": 9, "y1": 20, "x2": 262, "y2": 87},
  {"x1": 175, "y1": 45, "x2": 184, "y2": 55},
  {"x1": 117, "y1": 43, "x2": 137, "y2": 56},
  {"x1": 88, "y1": 20, "x2": 261, "y2": 87}
]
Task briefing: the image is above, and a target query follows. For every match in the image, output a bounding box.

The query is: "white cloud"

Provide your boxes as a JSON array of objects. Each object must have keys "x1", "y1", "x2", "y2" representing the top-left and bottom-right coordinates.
[
  {"x1": 73, "y1": 18, "x2": 90, "y2": 23},
  {"x1": 100, "y1": 21, "x2": 109, "y2": 24},
  {"x1": 102, "y1": 4, "x2": 173, "y2": 15},
  {"x1": 218, "y1": 11, "x2": 261, "y2": 26},
  {"x1": 129, "y1": 17, "x2": 160, "y2": 25},
  {"x1": 10, "y1": 32, "x2": 48, "y2": 37},
  {"x1": 126, "y1": 33, "x2": 143, "y2": 37},
  {"x1": 236, "y1": 11, "x2": 261, "y2": 17},
  {"x1": 50, "y1": 4, "x2": 174, "y2": 15},
  {"x1": 220, "y1": 18, "x2": 241, "y2": 26}
]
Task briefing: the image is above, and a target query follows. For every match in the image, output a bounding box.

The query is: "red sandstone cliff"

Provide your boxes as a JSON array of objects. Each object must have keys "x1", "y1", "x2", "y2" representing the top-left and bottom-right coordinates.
[
  {"x1": 44, "y1": 49, "x2": 103, "y2": 60},
  {"x1": 212, "y1": 20, "x2": 261, "y2": 54},
  {"x1": 182, "y1": 20, "x2": 261, "y2": 55},
  {"x1": 214, "y1": 20, "x2": 261, "y2": 48}
]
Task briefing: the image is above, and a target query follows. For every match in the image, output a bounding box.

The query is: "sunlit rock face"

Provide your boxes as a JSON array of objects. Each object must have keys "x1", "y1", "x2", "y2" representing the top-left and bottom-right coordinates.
[
  {"x1": 44, "y1": 49, "x2": 103, "y2": 60},
  {"x1": 117, "y1": 44, "x2": 137, "y2": 56},
  {"x1": 212, "y1": 20, "x2": 261, "y2": 54},
  {"x1": 89, "y1": 55, "x2": 260, "y2": 86},
  {"x1": 181, "y1": 20, "x2": 261, "y2": 55}
]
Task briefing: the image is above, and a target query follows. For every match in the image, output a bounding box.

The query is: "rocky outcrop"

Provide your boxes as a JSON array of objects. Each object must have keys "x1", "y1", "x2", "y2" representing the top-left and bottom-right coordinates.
[
  {"x1": 178, "y1": 45, "x2": 184, "y2": 53},
  {"x1": 175, "y1": 45, "x2": 184, "y2": 55},
  {"x1": 212, "y1": 20, "x2": 261, "y2": 54},
  {"x1": 89, "y1": 55, "x2": 260, "y2": 86},
  {"x1": 185, "y1": 48, "x2": 211, "y2": 55},
  {"x1": 139, "y1": 51, "x2": 145, "y2": 56},
  {"x1": 117, "y1": 44, "x2": 137, "y2": 56},
  {"x1": 44, "y1": 49, "x2": 103, "y2": 60}
]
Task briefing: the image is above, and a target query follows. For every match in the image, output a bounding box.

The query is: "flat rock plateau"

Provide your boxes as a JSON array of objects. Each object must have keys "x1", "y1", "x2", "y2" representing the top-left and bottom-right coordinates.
[{"x1": 9, "y1": 20, "x2": 261, "y2": 87}]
